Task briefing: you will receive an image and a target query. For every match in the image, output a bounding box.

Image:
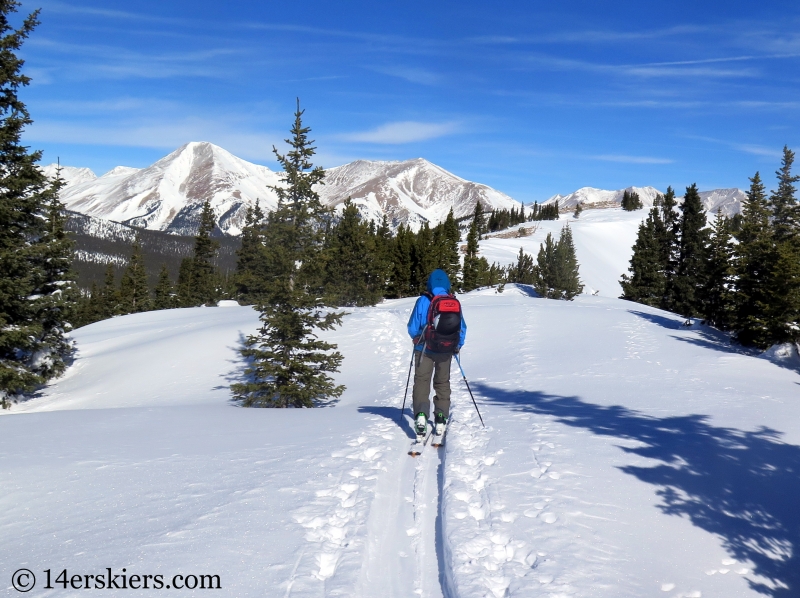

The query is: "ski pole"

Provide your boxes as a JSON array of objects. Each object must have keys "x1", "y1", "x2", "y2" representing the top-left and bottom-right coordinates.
[
  {"x1": 455, "y1": 354, "x2": 485, "y2": 428},
  {"x1": 399, "y1": 348, "x2": 415, "y2": 422}
]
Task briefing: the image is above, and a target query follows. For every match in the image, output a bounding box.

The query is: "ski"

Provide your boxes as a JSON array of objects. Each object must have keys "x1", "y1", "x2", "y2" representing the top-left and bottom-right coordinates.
[
  {"x1": 431, "y1": 424, "x2": 446, "y2": 447},
  {"x1": 409, "y1": 422, "x2": 433, "y2": 457}
]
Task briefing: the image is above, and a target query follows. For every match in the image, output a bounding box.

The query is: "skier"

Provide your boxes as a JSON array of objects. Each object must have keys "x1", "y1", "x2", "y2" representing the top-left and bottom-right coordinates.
[{"x1": 407, "y1": 268, "x2": 467, "y2": 438}]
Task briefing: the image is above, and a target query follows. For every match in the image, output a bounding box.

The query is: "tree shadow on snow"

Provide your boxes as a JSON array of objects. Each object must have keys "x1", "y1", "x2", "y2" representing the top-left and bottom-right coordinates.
[
  {"x1": 357, "y1": 405, "x2": 415, "y2": 439},
  {"x1": 628, "y1": 309, "x2": 759, "y2": 357},
  {"x1": 475, "y1": 382, "x2": 800, "y2": 597}
]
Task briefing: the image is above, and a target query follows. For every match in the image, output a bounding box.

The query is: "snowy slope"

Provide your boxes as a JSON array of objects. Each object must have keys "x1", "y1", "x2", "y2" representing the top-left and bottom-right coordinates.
[
  {"x1": 40, "y1": 163, "x2": 97, "y2": 187},
  {"x1": 543, "y1": 186, "x2": 746, "y2": 216},
  {"x1": 479, "y1": 208, "x2": 644, "y2": 298},
  {"x1": 2, "y1": 291, "x2": 799, "y2": 597},
  {"x1": 52, "y1": 146, "x2": 520, "y2": 236}
]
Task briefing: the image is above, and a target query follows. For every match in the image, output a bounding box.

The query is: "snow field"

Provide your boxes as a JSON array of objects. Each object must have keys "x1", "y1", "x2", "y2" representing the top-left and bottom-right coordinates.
[{"x1": 3, "y1": 287, "x2": 800, "y2": 597}]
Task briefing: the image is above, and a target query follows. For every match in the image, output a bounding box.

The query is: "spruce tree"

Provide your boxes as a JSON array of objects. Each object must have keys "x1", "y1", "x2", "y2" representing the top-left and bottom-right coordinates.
[
  {"x1": 440, "y1": 208, "x2": 461, "y2": 288},
  {"x1": 671, "y1": 184, "x2": 709, "y2": 317},
  {"x1": 659, "y1": 187, "x2": 681, "y2": 311},
  {"x1": 620, "y1": 202, "x2": 667, "y2": 306},
  {"x1": 621, "y1": 190, "x2": 643, "y2": 211},
  {"x1": 234, "y1": 201, "x2": 267, "y2": 305},
  {"x1": 412, "y1": 222, "x2": 435, "y2": 293},
  {"x1": 0, "y1": 4, "x2": 77, "y2": 406},
  {"x1": 553, "y1": 225, "x2": 584, "y2": 300},
  {"x1": 462, "y1": 202, "x2": 484, "y2": 292},
  {"x1": 98, "y1": 264, "x2": 119, "y2": 319},
  {"x1": 764, "y1": 147, "x2": 800, "y2": 344},
  {"x1": 232, "y1": 102, "x2": 344, "y2": 408},
  {"x1": 153, "y1": 264, "x2": 177, "y2": 310},
  {"x1": 533, "y1": 233, "x2": 557, "y2": 297},
  {"x1": 702, "y1": 209, "x2": 734, "y2": 329},
  {"x1": 732, "y1": 172, "x2": 772, "y2": 347},
  {"x1": 573, "y1": 202, "x2": 583, "y2": 218},
  {"x1": 324, "y1": 198, "x2": 382, "y2": 306},
  {"x1": 387, "y1": 223, "x2": 414, "y2": 298},
  {"x1": 119, "y1": 237, "x2": 151, "y2": 313},
  {"x1": 189, "y1": 199, "x2": 221, "y2": 306},
  {"x1": 508, "y1": 247, "x2": 536, "y2": 285}
]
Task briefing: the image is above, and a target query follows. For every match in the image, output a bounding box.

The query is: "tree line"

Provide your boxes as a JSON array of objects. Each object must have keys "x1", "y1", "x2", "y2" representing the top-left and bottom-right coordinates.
[{"x1": 621, "y1": 146, "x2": 799, "y2": 350}]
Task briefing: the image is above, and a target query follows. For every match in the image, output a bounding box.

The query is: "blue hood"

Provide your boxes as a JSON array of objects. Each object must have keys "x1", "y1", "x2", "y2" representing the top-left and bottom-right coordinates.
[{"x1": 426, "y1": 269, "x2": 451, "y2": 294}]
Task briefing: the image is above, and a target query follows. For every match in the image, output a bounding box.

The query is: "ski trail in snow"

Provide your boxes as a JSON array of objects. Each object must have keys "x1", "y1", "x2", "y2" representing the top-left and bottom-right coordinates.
[{"x1": 411, "y1": 447, "x2": 446, "y2": 598}]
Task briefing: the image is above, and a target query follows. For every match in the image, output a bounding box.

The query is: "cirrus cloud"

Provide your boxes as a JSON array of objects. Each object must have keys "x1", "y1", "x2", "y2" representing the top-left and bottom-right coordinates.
[{"x1": 342, "y1": 121, "x2": 462, "y2": 144}]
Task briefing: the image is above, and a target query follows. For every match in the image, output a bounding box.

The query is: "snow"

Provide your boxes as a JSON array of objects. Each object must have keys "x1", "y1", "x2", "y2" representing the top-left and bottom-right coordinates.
[
  {"x1": 3, "y1": 284, "x2": 799, "y2": 597},
  {"x1": 479, "y1": 208, "x2": 644, "y2": 298}
]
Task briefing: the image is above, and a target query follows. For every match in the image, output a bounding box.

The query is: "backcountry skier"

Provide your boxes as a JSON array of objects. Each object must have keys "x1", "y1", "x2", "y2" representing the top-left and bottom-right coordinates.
[{"x1": 407, "y1": 268, "x2": 467, "y2": 437}]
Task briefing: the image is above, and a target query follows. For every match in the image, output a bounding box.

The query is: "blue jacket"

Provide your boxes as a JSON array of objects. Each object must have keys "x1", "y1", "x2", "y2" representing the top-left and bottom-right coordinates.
[{"x1": 407, "y1": 269, "x2": 467, "y2": 353}]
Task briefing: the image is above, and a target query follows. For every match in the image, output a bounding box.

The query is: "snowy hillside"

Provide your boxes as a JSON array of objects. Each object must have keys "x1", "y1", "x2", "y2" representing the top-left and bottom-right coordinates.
[
  {"x1": 39, "y1": 163, "x2": 97, "y2": 187},
  {"x1": 543, "y1": 185, "x2": 746, "y2": 216},
  {"x1": 44, "y1": 145, "x2": 520, "y2": 236},
  {"x1": 479, "y1": 208, "x2": 643, "y2": 298},
  {"x1": 2, "y1": 290, "x2": 798, "y2": 597}
]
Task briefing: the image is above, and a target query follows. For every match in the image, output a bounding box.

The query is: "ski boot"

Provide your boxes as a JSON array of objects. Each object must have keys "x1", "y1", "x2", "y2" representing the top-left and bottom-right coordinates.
[
  {"x1": 415, "y1": 412, "x2": 428, "y2": 436},
  {"x1": 434, "y1": 411, "x2": 448, "y2": 436}
]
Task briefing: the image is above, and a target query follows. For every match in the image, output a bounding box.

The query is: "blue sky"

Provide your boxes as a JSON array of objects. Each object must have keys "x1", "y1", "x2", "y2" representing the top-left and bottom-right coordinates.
[{"x1": 17, "y1": 0, "x2": 800, "y2": 203}]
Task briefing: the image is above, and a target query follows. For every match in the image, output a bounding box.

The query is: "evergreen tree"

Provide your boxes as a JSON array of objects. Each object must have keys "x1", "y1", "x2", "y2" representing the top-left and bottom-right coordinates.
[
  {"x1": 573, "y1": 202, "x2": 583, "y2": 218},
  {"x1": 553, "y1": 225, "x2": 584, "y2": 299},
  {"x1": 659, "y1": 187, "x2": 681, "y2": 311},
  {"x1": 234, "y1": 201, "x2": 267, "y2": 304},
  {"x1": 533, "y1": 233, "x2": 557, "y2": 297},
  {"x1": 0, "y1": 4, "x2": 77, "y2": 406},
  {"x1": 702, "y1": 209, "x2": 734, "y2": 329},
  {"x1": 764, "y1": 147, "x2": 800, "y2": 344},
  {"x1": 189, "y1": 199, "x2": 221, "y2": 306},
  {"x1": 439, "y1": 208, "x2": 461, "y2": 287},
  {"x1": 153, "y1": 264, "x2": 177, "y2": 310},
  {"x1": 412, "y1": 222, "x2": 435, "y2": 293},
  {"x1": 324, "y1": 198, "x2": 382, "y2": 306},
  {"x1": 232, "y1": 102, "x2": 344, "y2": 408},
  {"x1": 732, "y1": 172, "x2": 772, "y2": 347},
  {"x1": 98, "y1": 264, "x2": 119, "y2": 319},
  {"x1": 119, "y1": 237, "x2": 151, "y2": 313},
  {"x1": 387, "y1": 223, "x2": 414, "y2": 298},
  {"x1": 620, "y1": 202, "x2": 667, "y2": 306},
  {"x1": 621, "y1": 190, "x2": 643, "y2": 211},
  {"x1": 671, "y1": 184, "x2": 709, "y2": 317},
  {"x1": 508, "y1": 247, "x2": 536, "y2": 285},
  {"x1": 176, "y1": 257, "x2": 193, "y2": 306},
  {"x1": 462, "y1": 202, "x2": 484, "y2": 292}
]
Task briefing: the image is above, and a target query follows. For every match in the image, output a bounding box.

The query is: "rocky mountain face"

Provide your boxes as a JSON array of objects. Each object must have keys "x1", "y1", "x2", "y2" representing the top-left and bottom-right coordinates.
[{"x1": 46, "y1": 143, "x2": 521, "y2": 237}]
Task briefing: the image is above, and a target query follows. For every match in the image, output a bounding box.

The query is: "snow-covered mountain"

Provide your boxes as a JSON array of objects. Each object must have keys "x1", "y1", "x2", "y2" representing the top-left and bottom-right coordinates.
[
  {"x1": 43, "y1": 143, "x2": 520, "y2": 236},
  {"x1": 40, "y1": 164, "x2": 97, "y2": 187},
  {"x1": 321, "y1": 158, "x2": 520, "y2": 229},
  {"x1": 543, "y1": 185, "x2": 746, "y2": 216}
]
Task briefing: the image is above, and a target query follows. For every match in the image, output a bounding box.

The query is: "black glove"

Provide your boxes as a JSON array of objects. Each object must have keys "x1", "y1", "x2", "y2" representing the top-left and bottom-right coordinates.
[
  {"x1": 453, "y1": 346, "x2": 460, "y2": 355},
  {"x1": 412, "y1": 335, "x2": 421, "y2": 346}
]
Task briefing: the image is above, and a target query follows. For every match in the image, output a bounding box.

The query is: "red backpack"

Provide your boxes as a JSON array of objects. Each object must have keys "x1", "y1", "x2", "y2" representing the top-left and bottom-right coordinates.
[{"x1": 423, "y1": 292, "x2": 462, "y2": 354}]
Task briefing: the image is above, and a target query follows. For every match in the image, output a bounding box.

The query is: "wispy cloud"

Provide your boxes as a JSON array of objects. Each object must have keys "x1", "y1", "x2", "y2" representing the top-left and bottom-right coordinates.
[
  {"x1": 342, "y1": 121, "x2": 462, "y2": 144},
  {"x1": 370, "y1": 66, "x2": 440, "y2": 85},
  {"x1": 683, "y1": 134, "x2": 784, "y2": 159},
  {"x1": 588, "y1": 154, "x2": 674, "y2": 165},
  {"x1": 522, "y1": 54, "x2": 758, "y2": 78}
]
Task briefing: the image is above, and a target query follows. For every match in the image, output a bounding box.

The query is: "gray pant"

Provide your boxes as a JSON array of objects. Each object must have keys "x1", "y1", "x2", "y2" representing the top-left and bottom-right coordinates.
[{"x1": 412, "y1": 350, "x2": 452, "y2": 419}]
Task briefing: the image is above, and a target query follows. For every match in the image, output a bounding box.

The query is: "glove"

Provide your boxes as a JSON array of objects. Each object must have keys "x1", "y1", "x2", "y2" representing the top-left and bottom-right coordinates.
[
  {"x1": 453, "y1": 346, "x2": 460, "y2": 355},
  {"x1": 412, "y1": 335, "x2": 421, "y2": 346}
]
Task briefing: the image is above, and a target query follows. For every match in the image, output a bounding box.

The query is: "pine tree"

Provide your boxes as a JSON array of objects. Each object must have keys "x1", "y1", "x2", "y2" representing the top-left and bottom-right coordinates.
[
  {"x1": 508, "y1": 247, "x2": 536, "y2": 285},
  {"x1": 189, "y1": 199, "x2": 221, "y2": 306},
  {"x1": 387, "y1": 223, "x2": 414, "y2": 298},
  {"x1": 732, "y1": 172, "x2": 772, "y2": 347},
  {"x1": 324, "y1": 198, "x2": 382, "y2": 306},
  {"x1": 533, "y1": 233, "x2": 557, "y2": 297},
  {"x1": 573, "y1": 202, "x2": 583, "y2": 218},
  {"x1": 0, "y1": 4, "x2": 77, "y2": 406},
  {"x1": 702, "y1": 210, "x2": 734, "y2": 329},
  {"x1": 620, "y1": 202, "x2": 667, "y2": 306},
  {"x1": 621, "y1": 189, "x2": 643, "y2": 211},
  {"x1": 153, "y1": 264, "x2": 177, "y2": 310},
  {"x1": 553, "y1": 225, "x2": 584, "y2": 300},
  {"x1": 439, "y1": 208, "x2": 461, "y2": 288},
  {"x1": 232, "y1": 101, "x2": 344, "y2": 408},
  {"x1": 412, "y1": 222, "x2": 435, "y2": 293},
  {"x1": 234, "y1": 201, "x2": 267, "y2": 305},
  {"x1": 659, "y1": 187, "x2": 681, "y2": 311},
  {"x1": 119, "y1": 237, "x2": 151, "y2": 313},
  {"x1": 764, "y1": 147, "x2": 800, "y2": 344},
  {"x1": 462, "y1": 202, "x2": 484, "y2": 292},
  {"x1": 671, "y1": 184, "x2": 709, "y2": 317}
]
